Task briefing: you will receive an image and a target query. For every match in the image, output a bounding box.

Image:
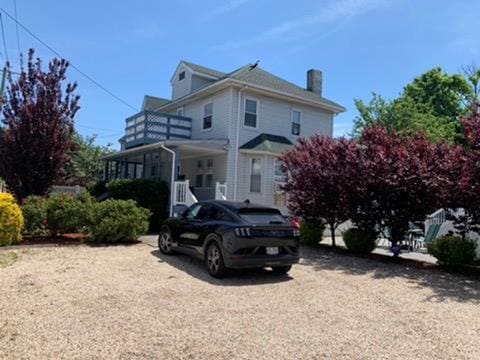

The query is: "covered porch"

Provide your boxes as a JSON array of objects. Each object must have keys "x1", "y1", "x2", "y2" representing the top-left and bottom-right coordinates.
[{"x1": 101, "y1": 139, "x2": 229, "y2": 214}]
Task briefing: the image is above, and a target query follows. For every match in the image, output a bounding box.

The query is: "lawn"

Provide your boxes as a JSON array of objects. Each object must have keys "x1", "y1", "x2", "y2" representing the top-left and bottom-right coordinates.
[{"x1": 0, "y1": 242, "x2": 479, "y2": 359}]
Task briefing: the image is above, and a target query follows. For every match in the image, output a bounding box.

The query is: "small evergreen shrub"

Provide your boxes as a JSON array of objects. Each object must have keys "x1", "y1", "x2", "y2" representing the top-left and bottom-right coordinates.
[
  {"x1": 88, "y1": 199, "x2": 150, "y2": 243},
  {"x1": 107, "y1": 179, "x2": 169, "y2": 232},
  {"x1": 22, "y1": 196, "x2": 48, "y2": 235},
  {"x1": 427, "y1": 235, "x2": 477, "y2": 270},
  {"x1": 45, "y1": 193, "x2": 95, "y2": 236},
  {"x1": 343, "y1": 228, "x2": 378, "y2": 255},
  {"x1": 0, "y1": 193, "x2": 24, "y2": 246},
  {"x1": 300, "y1": 220, "x2": 325, "y2": 247}
]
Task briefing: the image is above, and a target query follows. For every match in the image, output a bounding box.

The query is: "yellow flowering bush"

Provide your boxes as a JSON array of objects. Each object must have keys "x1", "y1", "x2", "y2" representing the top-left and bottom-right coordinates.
[{"x1": 0, "y1": 193, "x2": 24, "y2": 246}]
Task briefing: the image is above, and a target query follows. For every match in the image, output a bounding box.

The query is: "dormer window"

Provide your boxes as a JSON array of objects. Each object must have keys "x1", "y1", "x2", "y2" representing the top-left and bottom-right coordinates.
[{"x1": 178, "y1": 71, "x2": 185, "y2": 81}]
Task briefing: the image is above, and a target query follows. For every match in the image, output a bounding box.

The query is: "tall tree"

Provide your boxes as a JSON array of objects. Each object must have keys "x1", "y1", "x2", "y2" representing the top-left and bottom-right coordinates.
[
  {"x1": 0, "y1": 49, "x2": 80, "y2": 199},
  {"x1": 62, "y1": 133, "x2": 113, "y2": 186},
  {"x1": 281, "y1": 136, "x2": 361, "y2": 247},
  {"x1": 353, "y1": 68, "x2": 473, "y2": 144}
]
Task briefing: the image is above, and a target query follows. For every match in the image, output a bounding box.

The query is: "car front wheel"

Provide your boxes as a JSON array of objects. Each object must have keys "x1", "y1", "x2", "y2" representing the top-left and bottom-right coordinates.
[
  {"x1": 206, "y1": 242, "x2": 227, "y2": 278},
  {"x1": 158, "y1": 229, "x2": 175, "y2": 255},
  {"x1": 271, "y1": 265, "x2": 292, "y2": 275}
]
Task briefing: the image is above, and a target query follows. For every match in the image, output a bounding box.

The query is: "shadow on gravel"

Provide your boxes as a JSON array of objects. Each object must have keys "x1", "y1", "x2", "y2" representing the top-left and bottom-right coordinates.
[
  {"x1": 300, "y1": 247, "x2": 480, "y2": 304},
  {"x1": 151, "y1": 250, "x2": 293, "y2": 286}
]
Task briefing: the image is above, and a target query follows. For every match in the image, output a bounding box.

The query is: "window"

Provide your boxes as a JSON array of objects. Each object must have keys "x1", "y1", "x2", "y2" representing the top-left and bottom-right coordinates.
[
  {"x1": 244, "y1": 99, "x2": 258, "y2": 128},
  {"x1": 176, "y1": 107, "x2": 184, "y2": 116},
  {"x1": 250, "y1": 158, "x2": 262, "y2": 193},
  {"x1": 274, "y1": 159, "x2": 287, "y2": 192},
  {"x1": 195, "y1": 174, "x2": 203, "y2": 188},
  {"x1": 184, "y1": 204, "x2": 201, "y2": 220},
  {"x1": 210, "y1": 206, "x2": 234, "y2": 222},
  {"x1": 203, "y1": 102, "x2": 213, "y2": 130},
  {"x1": 238, "y1": 209, "x2": 287, "y2": 224},
  {"x1": 292, "y1": 110, "x2": 301, "y2": 135},
  {"x1": 207, "y1": 159, "x2": 214, "y2": 169},
  {"x1": 205, "y1": 174, "x2": 213, "y2": 188},
  {"x1": 178, "y1": 71, "x2": 185, "y2": 81},
  {"x1": 197, "y1": 160, "x2": 203, "y2": 169}
]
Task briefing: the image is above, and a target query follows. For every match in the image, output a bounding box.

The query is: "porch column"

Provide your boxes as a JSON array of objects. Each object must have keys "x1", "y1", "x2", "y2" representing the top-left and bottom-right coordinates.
[
  {"x1": 142, "y1": 153, "x2": 146, "y2": 178},
  {"x1": 123, "y1": 159, "x2": 128, "y2": 178},
  {"x1": 115, "y1": 161, "x2": 119, "y2": 179},
  {"x1": 104, "y1": 161, "x2": 109, "y2": 181}
]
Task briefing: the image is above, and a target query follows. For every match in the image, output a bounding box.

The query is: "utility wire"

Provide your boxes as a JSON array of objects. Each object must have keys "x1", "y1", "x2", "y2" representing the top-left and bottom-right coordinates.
[
  {"x1": 13, "y1": 0, "x2": 20, "y2": 57},
  {"x1": 0, "y1": 13, "x2": 9, "y2": 62},
  {"x1": 0, "y1": 7, "x2": 138, "y2": 112}
]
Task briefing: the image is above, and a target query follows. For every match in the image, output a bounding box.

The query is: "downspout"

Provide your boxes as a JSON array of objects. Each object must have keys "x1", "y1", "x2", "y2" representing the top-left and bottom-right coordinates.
[
  {"x1": 160, "y1": 144, "x2": 176, "y2": 217},
  {"x1": 233, "y1": 85, "x2": 247, "y2": 200}
]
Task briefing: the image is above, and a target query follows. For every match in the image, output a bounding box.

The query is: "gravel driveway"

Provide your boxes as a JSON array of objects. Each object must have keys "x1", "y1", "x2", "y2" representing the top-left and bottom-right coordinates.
[{"x1": 0, "y1": 242, "x2": 479, "y2": 360}]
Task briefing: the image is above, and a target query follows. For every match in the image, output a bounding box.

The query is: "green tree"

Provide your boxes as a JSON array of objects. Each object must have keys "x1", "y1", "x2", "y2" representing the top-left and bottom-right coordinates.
[
  {"x1": 62, "y1": 133, "x2": 113, "y2": 186},
  {"x1": 353, "y1": 68, "x2": 474, "y2": 144}
]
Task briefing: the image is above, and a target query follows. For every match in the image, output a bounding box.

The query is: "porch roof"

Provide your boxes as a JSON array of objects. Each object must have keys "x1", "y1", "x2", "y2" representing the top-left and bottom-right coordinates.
[
  {"x1": 239, "y1": 133, "x2": 293, "y2": 155},
  {"x1": 101, "y1": 139, "x2": 229, "y2": 161}
]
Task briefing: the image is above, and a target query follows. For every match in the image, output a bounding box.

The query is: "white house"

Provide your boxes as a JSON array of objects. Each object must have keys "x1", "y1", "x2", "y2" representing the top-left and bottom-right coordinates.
[{"x1": 102, "y1": 61, "x2": 345, "y2": 215}]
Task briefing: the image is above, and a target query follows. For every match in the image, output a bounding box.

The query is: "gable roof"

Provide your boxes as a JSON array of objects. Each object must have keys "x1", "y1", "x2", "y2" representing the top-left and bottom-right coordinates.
[
  {"x1": 142, "y1": 95, "x2": 171, "y2": 110},
  {"x1": 163, "y1": 61, "x2": 346, "y2": 113},
  {"x1": 239, "y1": 133, "x2": 293, "y2": 154},
  {"x1": 181, "y1": 60, "x2": 227, "y2": 79}
]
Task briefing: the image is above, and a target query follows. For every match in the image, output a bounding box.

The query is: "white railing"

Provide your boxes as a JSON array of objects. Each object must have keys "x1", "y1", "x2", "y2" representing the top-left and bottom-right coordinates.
[
  {"x1": 425, "y1": 208, "x2": 446, "y2": 236},
  {"x1": 173, "y1": 180, "x2": 197, "y2": 207},
  {"x1": 50, "y1": 185, "x2": 85, "y2": 195},
  {"x1": 0, "y1": 179, "x2": 6, "y2": 193},
  {"x1": 215, "y1": 182, "x2": 227, "y2": 200}
]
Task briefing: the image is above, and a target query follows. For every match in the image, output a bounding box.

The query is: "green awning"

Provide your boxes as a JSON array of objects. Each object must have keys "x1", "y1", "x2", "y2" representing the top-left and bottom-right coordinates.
[{"x1": 239, "y1": 133, "x2": 293, "y2": 155}]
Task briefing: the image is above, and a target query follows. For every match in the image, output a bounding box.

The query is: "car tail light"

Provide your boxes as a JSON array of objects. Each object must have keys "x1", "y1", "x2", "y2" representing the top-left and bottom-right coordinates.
[
  {"x1": 234, "y1": 227, "x2": 251, "y2": 237},
  {"x1": 290, "y1": 218, "x2": 301, "y2": 229}
]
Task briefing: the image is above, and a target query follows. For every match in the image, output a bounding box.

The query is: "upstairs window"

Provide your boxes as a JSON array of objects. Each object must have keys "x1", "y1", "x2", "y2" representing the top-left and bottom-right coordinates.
[
  {"x1": 178, "y1": 71, "x2": 185, "y2": 81},
  {"x1": 203, "y1": 102, "x2": 213, "y2": 130},
  {"x1": 244, "y1": 99, "x2": 258, "y2": 128},
  {"x1": 292, "y1": 110, "x2": 301, "y2": 135},
  {"x1": 176, "y1": 107, "x2": 184, "y2": 116}
]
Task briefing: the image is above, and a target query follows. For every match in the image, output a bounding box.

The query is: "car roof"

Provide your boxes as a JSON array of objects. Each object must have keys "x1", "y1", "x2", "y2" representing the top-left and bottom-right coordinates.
[{"x1": 199, "y1": 200, "x2": 277, "y2": 212}]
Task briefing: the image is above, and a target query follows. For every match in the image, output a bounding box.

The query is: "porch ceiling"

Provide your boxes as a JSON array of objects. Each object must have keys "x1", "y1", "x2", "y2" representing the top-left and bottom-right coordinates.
[{"x1": 101, "y1": 139, "x2": 229, "y2": 161}]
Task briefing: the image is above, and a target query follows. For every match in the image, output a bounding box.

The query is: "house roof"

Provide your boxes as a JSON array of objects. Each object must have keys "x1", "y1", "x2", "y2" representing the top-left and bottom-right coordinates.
[
  {"x1": 160, "y1": 61, "x2": 346, "y2": 113},
  {"x1": 181, "y1": 60, "x2": 227, "y2": 79},
  {"x1": 239, "y1": 133, "x2": 293, "y2": 155},
  {"x1": 142, "y1": 95, "x2": 171, "y2": 110}
]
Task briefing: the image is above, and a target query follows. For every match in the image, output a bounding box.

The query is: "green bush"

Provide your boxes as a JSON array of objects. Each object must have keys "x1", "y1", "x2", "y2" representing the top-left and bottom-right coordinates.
[
  {"x1": 0, "y1": 193, "x2": 24, "y2": 246},
  {"x1": 88, "y1": 199, "x2": 150, "y2": 243},
  {"x1": 87, "y1": 180, "x2": 108, "y2": 198},
  {"x1": 427, "y1": 235, "x2": 477, "y2": 270},
  {"x1": 300, "y1": 220, "x2": 325, "y2": 247},
  {"x1": 107, "y1": 179, "x2": 169, "y2": 232},
  {"x1": 343, "y1": 228, "x2": 378, "y2": 255},
  {"x1": 45, "y1": 193, "x2": 95, "y2": 236},
  {"x1": 22, "y1": 196, "x2": 48, "y2": 235}
]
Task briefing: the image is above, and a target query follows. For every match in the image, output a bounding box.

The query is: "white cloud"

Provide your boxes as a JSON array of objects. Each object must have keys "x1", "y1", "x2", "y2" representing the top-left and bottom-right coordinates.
[
  {"x1": 215, "y1": 0, "x2": 393, "y2": 50},
  {"x1": 203, "y1": 0, "x2": 250, "y2": 21}
]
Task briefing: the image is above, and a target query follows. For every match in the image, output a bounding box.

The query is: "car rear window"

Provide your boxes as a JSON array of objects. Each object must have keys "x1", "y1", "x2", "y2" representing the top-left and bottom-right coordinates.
[{"x1": 238, "y1": 209, "x2": 287, "y2": 224}]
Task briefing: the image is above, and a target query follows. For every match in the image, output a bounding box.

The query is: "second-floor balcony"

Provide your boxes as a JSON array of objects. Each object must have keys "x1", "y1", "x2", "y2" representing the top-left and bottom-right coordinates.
[{"x1": 121, "y1": 110, "x2": 192, "y2": 149}]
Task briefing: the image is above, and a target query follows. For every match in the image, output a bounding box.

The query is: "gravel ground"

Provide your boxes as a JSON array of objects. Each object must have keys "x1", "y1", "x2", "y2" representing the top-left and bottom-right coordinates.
[{"x1": 0, "y1": 243, "x2": 479, "y2": 360}]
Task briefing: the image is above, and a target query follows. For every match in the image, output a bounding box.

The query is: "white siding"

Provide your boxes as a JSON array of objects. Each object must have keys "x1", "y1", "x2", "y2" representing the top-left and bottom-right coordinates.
[{"x1": 172, "y1": 65, "x2": 192, "y2": 100}]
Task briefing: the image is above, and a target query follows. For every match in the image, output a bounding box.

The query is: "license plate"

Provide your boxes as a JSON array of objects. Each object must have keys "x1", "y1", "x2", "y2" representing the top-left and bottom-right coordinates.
[{"x1": 266, "y1": 247, "x2": 279, "y2": 255}]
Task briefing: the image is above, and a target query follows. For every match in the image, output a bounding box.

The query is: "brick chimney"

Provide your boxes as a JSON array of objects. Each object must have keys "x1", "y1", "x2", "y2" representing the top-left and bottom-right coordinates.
[{"x1": 306, "y1": 69, "x2": 323, "y2": 97}]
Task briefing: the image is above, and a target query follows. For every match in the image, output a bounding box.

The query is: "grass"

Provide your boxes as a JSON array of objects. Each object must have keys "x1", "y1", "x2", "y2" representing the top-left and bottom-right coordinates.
[{"x1": 0, "y1": 252, "x2": 19, "y2": 268}]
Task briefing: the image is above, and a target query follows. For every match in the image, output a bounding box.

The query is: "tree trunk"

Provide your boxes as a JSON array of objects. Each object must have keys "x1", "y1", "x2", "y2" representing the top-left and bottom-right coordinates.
[{"x1": 330, "y1": 224, "x2": 336, "y2": 247}]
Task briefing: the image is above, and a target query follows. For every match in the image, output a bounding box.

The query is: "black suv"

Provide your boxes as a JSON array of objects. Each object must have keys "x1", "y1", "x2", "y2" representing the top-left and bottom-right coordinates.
[{"x1": 158, "y1": 200, "x2": 300, "y2": 277}]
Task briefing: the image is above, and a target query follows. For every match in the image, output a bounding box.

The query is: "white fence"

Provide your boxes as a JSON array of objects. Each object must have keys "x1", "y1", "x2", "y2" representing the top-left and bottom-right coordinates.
[
  {"x1": 173, "y1": 180, "x2": 197, "y2": 207},
  {"x1": 50, "y1": 185, "x2": 86, "y2": 195},
  {"x1": 215, "y1": 182, "x2": 227, "y2": 200}
]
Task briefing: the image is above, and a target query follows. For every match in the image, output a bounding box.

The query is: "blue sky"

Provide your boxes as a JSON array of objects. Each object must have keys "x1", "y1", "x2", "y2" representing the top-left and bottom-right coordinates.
[{"x1": 1, "y1": 0, "x2": 478, "y2": 148}]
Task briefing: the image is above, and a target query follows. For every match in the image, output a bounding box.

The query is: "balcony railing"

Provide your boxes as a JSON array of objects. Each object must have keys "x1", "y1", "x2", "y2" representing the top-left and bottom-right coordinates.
[{"x1": 122, "y1": 110, "x2": 192, "y2": 149}]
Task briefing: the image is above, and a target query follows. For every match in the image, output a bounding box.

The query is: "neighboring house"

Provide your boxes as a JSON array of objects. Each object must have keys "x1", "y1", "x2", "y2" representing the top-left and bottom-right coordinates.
[{"x1": 102, "y1": 61, "x2": 345, "y2": 215}]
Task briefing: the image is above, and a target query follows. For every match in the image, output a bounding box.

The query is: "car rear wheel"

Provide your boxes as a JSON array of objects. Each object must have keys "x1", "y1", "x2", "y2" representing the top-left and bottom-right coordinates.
[
  {"x1": 271, "y1": 265, "x2": 292, "y2": 275},
  {"x1": 158, "y1": 229, "x2": 175, "y2": 255},
  {"x1": 206, "y1": 242, "x2": 227, "y2": 278}
]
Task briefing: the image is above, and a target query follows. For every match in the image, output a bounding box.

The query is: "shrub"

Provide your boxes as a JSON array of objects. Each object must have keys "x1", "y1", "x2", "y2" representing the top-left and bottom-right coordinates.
[
  {"x1": 427, "y1": 235, "x2": 477, "y2": 270},
  {"x1": 107, "y1": 179, "x2": 169, "y2": 232},
  {"x1": 87, "y1": 180, "x2": 107, "y2": 198},
  {"x1": 0, "y1": 193, "x2": 24, "y2": 246},
  {"x1": 300, "y1": 220, "x2": 325, "y2": 247},
  {"x1": 343, "y1": 228, "x2": 378, "y2": 255},
  {"x1": 88, "y1": 199, "x2": 150, "y2": 243},
  {"x1": 22, "y1": 196, "x2": 48, "y2": 235},
  {"x1": 45, "y1": 193, "x2": 95, "y2": 236}
]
